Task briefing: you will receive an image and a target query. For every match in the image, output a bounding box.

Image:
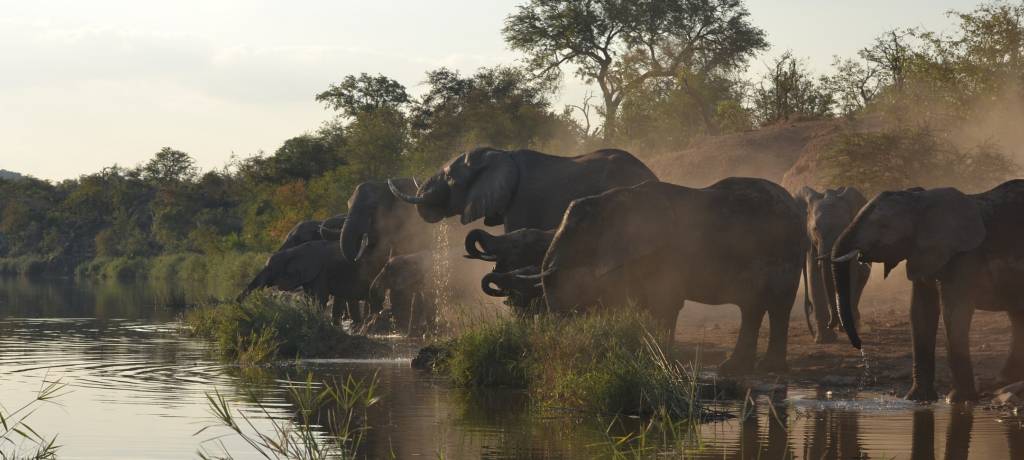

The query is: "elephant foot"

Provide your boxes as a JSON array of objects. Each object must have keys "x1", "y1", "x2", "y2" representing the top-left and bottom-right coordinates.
[
  {"x1": 718, "y1": 355, "x2": 755, "y2": 376},
  {"x1": 905, "y1": 384, "x2": 939, "y2": 402},
  {"x1": 945, "y1": 388, "x2": 979, "y2": 404},
  {"x1": 756, "y1": 356, "x2": 789, "y2": 374},
  {"x1": 814, "y1": 329, "x2": 838, "y2": 344}
]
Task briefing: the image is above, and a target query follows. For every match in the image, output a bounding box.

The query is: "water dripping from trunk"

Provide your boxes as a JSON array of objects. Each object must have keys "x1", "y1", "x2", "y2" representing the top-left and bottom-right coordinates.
[
  {"x1": 858, "y1": 347, "x2": 876, "y2": 388},
  {"x1": 430, "y1": 221, "x2": 453, "y2": 332}
]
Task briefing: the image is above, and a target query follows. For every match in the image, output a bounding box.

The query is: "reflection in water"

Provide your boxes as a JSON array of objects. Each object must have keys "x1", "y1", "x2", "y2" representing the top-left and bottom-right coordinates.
[{"x1": 2, "y1": 277, "x2": 1024, "y2": 458}]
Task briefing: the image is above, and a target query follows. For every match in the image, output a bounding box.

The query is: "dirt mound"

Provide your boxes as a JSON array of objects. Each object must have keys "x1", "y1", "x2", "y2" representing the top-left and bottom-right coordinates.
[{"x1": 645, "y1": 119, "x2": 842, "y2": 189}]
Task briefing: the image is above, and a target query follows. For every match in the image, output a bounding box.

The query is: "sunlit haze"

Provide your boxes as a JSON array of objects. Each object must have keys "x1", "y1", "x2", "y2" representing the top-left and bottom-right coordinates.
[{"x1": 1, "y1": 0, "x2": 972, "y2": 181}]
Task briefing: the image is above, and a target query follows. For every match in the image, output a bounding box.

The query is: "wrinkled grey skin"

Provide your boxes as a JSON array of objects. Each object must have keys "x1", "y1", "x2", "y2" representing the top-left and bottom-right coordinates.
[
  {"x1": 832, "y1": 180, "x2": 1024, "y2": 402},
  {"x1": 794, "y1": 187, "x2": 869, "y2": 343},
  {"x1": 481, "y1": 265, "x2": 544, "y2": 302},
  {"x1": 368, "y1": 251, "x2": 435, "y2": 337},
  {"x1": 539, "y1": 178, "x2": 805, "y2": 375},
  {"x1": 464, "y1": 228, "x2": 554, "y2": 307},
  {"x1": 238, "y1": 240, "x2": 373, "y2": 323},
  {"x1": 277, "y1": 214, "x2": 347, "y2": 252},
  {"x1": 389, "y1": 147, "x2": 657, "y2": 232},
  {"x1": 339, "y1": 179, "x2": 432, "y2": 263}
]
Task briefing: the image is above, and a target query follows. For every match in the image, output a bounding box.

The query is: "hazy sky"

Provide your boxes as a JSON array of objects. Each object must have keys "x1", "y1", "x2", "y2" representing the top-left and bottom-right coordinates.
[{"x1": 0, "y1": 0, "x2": 979, "y2": 181}]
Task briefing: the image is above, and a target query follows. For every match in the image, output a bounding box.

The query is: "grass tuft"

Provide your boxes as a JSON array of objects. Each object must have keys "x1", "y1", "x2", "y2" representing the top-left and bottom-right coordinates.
[
  {"x1": 183, "y1": 290, "x2": 385, "y2": 362},
  {"x1": 428, "y1": 309, "x2": 701, "y2": 418}
]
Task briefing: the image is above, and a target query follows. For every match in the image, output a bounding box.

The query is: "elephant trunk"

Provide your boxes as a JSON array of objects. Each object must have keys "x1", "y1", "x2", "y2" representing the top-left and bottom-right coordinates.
[
  {"x1": 340, "y1": 210, "x2": 372, "y2": 262},
  {"x1": 481, "y1": 272, "x2": 507, "y2": 297},
  {"x1": 464, "y1": 229, "x2": 498, "y2": 261},
  {"x1": 410, "y1": 176, "x2": 449, "y2": 223},
  {"x1": 832, "y1": 254, "x2": 862, "y2": 349},
  {"x1": 237, "y1": 270, "x2": 269, "y2": 302},
  {"x1": 820, "y1": 255, "x2": 840, "y2": 329}
]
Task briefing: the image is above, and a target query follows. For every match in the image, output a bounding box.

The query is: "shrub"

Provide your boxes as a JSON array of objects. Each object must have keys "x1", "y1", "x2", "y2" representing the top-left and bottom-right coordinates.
[
  {"x1": 183, "y1": 290, "x2": 385, "y2": 362},
  {"x1": 821, "y1": 126, "x2": 1019, "y2": 196},
  {"x1": 429, "y1": 309, "x2": 700, "y2": 418}
]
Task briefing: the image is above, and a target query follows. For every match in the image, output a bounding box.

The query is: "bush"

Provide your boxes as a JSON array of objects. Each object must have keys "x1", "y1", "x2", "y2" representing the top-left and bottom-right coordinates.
[
  {"x1": 428, "y1": 310, "x2": 699, "y2": 418},
  {"x1": 182, "y1": 290, "x2": 385, "y2": 362},
  {"x1": 821, "y1": 126, "x2": 1019, "y2": 196}
]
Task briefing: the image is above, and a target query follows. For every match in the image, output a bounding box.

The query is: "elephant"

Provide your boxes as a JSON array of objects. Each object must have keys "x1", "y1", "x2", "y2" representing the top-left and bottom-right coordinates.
[
  {"x1": 464, "y1": 228, "x2": 554, "y2": 307},
  {"x1": 238, "y1": 240, "x2": 380, "y2": 324},
  {"x1": 277, "y1": 214, "x2": 347, "y2": 252},
  {"x1": 339, "y1": 179, "x2": 434, "y2": 263},
  {"x1": 794, "y1": 187, "x2": 869, "y2": 343},
  {"x1": 535, "y1": 178, "x2": 805, "y2": 374},
  {"x1": 831, "y1": 180, "x2": 1024, "y2": 402},
  {"x1": 368, "y1": 251, "x2": 436, "y2": 337},
  {"x1": 388, "y1": 147, "x2": 657, "y2": 232}
]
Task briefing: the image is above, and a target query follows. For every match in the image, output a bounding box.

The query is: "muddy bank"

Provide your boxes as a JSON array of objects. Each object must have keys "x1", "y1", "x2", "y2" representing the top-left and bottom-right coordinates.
[{"x1": 674, "y1": 299, "x2": 1015, "y2": 399}]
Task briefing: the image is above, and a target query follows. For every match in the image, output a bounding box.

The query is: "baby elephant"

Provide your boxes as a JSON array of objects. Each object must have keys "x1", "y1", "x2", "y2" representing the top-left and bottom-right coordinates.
[
  {"x1": 795, "y1": 187, "x2": 869, "y2": 343},
  {"x1": 369, "y1": 251, "x2": 436, "y2": 337},
  {"x1": 464, "y1": 228, "x2": 554, "y2": 308}
]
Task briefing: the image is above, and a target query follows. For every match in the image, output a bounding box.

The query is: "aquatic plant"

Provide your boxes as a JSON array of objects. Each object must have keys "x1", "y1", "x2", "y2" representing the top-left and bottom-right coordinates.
[
  {"x1": 197, "y1": 372, "x2": 380, "y2": 460},
  {"x1": 0, "y1": 375, "x2": 66, "y2": 460},
  {"x1": 428, "y1": 309, "x2": 703, "y2": 418},
  {"x1": 182, "y1": 290, "x2": 384, "y2": 362}
]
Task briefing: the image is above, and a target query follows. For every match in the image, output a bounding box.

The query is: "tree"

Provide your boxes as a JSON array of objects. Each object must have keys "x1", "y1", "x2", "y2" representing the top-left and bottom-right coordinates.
[
  {"x1": 315, "y1": 73, "x2": 411, "y2": 118},
  {"x1": 408, "y1": 66, "x2": 573, "y2": 170},
  {"x1": 503, "y1": 0, "x2": 767, "y2": 138},
  {"x1": 751, "y1": 52, "x2": 834, "y2": 125},
  {"x1": 142, "y1": 148, "x2": 198, "y2": 185}
]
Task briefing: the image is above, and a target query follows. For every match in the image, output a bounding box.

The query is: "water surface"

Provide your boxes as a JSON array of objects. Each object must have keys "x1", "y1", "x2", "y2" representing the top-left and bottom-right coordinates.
[{"x1": 1, "y1": 276, "x2": 1022, "y2": 459}]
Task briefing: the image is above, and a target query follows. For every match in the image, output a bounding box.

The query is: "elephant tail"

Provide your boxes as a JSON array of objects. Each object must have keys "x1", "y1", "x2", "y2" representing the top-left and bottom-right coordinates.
[{"x1": 802, "y1": 260, "x2": 815, "y2": 337}]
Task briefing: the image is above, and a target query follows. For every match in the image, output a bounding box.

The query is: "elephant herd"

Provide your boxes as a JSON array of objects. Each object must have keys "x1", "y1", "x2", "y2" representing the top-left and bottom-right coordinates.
[{"x1": 239, "y1": 146, "x2": 1024, "y2": 403}]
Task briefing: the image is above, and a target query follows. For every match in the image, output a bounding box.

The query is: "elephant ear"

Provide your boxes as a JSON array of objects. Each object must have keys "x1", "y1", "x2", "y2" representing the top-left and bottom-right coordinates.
[
  {"x1": 794, "y1": 187, "x2": 821, "y2": 215},
  {"x1": 837, "y1": 186, "x2": 867, "y2": 213},
  {"x1": 906, "y1": 188, "x2": 985, "y2": 280},
  {"x1": 461, "y1": 149, "x2": 519, "y2": 225},
  {"x1": 593, "y1": 186, "x2": 668, "y2": 277}
]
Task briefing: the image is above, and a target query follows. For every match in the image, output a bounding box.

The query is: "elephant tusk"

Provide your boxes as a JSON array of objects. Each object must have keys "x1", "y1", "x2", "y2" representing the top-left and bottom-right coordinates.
[
  {"x1": 389, "y1": 178, "x2": 429, "y2": 204},
  {"x1": 412, "y1": 177, "x2": 421, "y2": 189},
  {"x1": 513, "y1": 266, "x2": 556, "y2": 280},
  {"x1": 832, "y1": 249, "x2": 861, "y2": 263}
]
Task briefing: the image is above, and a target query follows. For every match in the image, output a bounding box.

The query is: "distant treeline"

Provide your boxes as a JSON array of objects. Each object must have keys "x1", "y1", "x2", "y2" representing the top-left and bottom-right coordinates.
[{"x1": 1, "y1": 0, "x2": 1021, "y2": 276}]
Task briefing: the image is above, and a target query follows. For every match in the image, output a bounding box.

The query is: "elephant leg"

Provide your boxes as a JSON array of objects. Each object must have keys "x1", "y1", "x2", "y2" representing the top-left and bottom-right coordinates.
[
  {"x1": 1000, "y1": 310, "x2": 1024, "y2": 383},
  {"x1": 940, "y1": 285, "x2": 978, "y2": 403},
  {"x1": 757, "y1": 301, "x2": 791, "y2": 373},
  {"x1": 347, "y1": 300, "x2": 364, "y2": 326},
  {"x1": 330, "y1": 299, "x2": 343, "y2": 324},
  {"x1": 907, "y1": 280, "x2": 941, "y2": 401},
  {"x1": 719, "y1": 305, "x2": 765, "y2": 375}
]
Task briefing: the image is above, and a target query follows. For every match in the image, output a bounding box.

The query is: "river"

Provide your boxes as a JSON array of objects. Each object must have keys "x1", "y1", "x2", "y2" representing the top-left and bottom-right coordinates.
[{"x1": 1, "y1": 276, "x2": 1022, "y2": 459}]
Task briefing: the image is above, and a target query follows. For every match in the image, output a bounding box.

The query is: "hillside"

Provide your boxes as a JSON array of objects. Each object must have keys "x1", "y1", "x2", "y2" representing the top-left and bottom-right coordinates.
[{"x1": 645, "y1": 117, "x2": 885, "y2": 193}]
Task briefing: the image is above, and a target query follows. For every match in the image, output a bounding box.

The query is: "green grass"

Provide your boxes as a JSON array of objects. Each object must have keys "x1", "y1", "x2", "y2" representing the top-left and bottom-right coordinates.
[
  {"x1": 0, "y1": 256, "x2": 54, "y2": 277},
  {"x1": 183, "y1": 290, "x2": 385, "y2": 363},
  {"x1": 428, "y1": 309, "x2": 701, "y2": 419},
  {"x1": 197, "y1": 372, "x2": 380, "y2": 460},
  {"x1": 72, "y1": 251, "x2": 269, "y2": 303},
  {"x1": 0, "y1": 375, "x2": 67, "y2": 459}
]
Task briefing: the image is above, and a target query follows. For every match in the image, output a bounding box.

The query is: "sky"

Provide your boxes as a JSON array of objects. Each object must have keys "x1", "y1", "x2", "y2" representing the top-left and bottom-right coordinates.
[{"x1": 0, "y1": 0, "x2": 981, "y2": 181}]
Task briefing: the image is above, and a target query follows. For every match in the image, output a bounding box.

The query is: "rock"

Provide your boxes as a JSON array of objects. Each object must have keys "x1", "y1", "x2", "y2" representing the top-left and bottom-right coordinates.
[
  {"x1": 411, "y1": 343, "x2": 451, "y2": 371},
  {"x1": 993, "y1": 392, "x2": 1022, "y2": 407}
]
